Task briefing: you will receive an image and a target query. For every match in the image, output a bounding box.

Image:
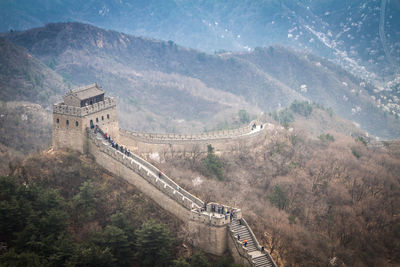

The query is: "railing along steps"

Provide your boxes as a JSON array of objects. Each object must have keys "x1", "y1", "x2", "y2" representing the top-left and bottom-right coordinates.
[{"x1": 230, "y1": 220, "x2": 275, "y2": 267}]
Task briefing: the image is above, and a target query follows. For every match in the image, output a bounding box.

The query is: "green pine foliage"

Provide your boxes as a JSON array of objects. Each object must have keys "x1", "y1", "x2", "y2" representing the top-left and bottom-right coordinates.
[
  {"x1": 318, "y1": 133, "x2": 335, "y2": 143},
  {"x1": 0, "y1": 151, "x2": 241, "y2": 266},
  {"x1": 272, "y1": 109, "x2": 294, "y2": 128},
  {"x1": 290, "y1": 100, "x2": 313, "y2": 117},
  {"x1": 0, "y1": 175, "x2": 176, "y2": 266},
  {"x1": 172, "y1": 257, "x2": 190, "y2": 267},
  {"x1": 135, "y1": 220, "x2": 174, "y2": 267},
  {"x1": 238, "y1": 109, "x2": 250, "y2": 124},
  {"x1": 190, "y1": 251, "x2": 209, "y2": 267},
  {"x1": 203, "y1": 145, "x2": 223, "y2": 180},
  {"x1": 268, "y1": 185, "x2": 289, "y2": 210}
]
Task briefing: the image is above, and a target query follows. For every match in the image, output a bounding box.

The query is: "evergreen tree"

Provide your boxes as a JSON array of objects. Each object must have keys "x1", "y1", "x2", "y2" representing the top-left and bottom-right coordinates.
[
  {"x1": 203, "y1": 145, "x2": 223, "y2": 180},
  {"x1": 91, "y1": 225, "x2": 133, "y2": 267},
  {"x1": 190, "y1": 251, "x2": 209, "y2": 267},
  {"x1": 268, "y1": 185, "x2": 288, "y2": 210},
  {"x1": 135, "y1": 220, "x2": 173, "y2": 267},
  {"x1": 172, "y1": 257, "x2": 190, "y2": 267}
]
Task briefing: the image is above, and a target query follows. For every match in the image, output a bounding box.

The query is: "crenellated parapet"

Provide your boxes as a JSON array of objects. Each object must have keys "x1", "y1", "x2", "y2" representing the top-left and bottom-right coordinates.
[
  {"x1": 87, "y1": 128, "x2": 275, "y2": 265},
  {"x1": 119, "y1": 120, "x2": 264, "y2": 144},
  {"x1": 53, "y1": 97, "x2": 116, "y2": 117},
  {"x1": 88, "y1": 129, "x2": 240, "y2": 227},
  {"x1": 54, "y1": 84, "x2": 275, "y2": 265}
]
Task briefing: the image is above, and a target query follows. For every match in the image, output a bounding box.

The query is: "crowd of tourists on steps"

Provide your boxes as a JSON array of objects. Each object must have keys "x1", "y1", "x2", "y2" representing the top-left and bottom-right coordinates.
[{"x1": 93, "y1": 125, "x2": 131, "y2": 157}]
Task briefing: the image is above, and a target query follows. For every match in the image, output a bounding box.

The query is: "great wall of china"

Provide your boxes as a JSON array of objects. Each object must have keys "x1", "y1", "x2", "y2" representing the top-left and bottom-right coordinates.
[{"x1": 52, "y1": 84, "x2": 277, "y2": 267}]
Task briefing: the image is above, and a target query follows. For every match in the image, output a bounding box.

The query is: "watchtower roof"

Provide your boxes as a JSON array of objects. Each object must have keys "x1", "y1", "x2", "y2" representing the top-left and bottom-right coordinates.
[{"x1": 65, "y1": 83, "x2": 105, "y2": 100}]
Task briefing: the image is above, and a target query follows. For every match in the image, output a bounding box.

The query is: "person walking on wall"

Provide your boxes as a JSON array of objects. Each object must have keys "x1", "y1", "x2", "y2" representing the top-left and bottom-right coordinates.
[{"x1": 243, "y1": 240, "x2": 248, "y2": 247}]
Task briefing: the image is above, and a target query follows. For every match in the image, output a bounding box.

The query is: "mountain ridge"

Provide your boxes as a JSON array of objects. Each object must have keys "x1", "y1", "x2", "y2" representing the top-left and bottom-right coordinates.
[
  {"x1": 2, "y1": 22, "x2": 400, "y2": 138},
  {"x1": 1, "y1": 0, "x2": 399, "y2": 82}
]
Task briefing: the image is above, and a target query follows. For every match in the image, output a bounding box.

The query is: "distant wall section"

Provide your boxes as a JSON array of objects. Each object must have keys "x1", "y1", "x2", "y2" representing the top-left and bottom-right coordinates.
[{"x1": 119, "y1": 122, "x2": 265, "y2": 155}]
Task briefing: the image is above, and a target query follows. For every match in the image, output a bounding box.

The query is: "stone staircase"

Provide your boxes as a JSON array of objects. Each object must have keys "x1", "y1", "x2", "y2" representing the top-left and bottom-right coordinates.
[{"x1": 230, "y1": 219, "x2": 276, "y2": 267}]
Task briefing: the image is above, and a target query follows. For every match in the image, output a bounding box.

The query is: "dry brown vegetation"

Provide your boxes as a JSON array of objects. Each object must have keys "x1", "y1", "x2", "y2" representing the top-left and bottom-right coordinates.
[
  {"x1": 0, "y1": 101, "x2": 53, "y2": 175},
  {"x1": 152, "y1": 125, "x2": 400, "y2": 266}
]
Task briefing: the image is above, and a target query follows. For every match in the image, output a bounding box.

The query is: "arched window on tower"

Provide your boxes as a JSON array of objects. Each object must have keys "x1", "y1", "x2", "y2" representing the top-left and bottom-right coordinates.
[
  {"x1": 76, "y1": 121, "x2": 79, "y2": 127},
  {"x1": 66, "y1": 120, "x2": 69, "y2": 126}
]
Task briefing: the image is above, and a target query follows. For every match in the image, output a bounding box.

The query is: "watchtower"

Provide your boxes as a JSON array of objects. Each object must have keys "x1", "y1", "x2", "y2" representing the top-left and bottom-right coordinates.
[{"x1": 52, "y1": 83, "x2": 119, "y2": 152}]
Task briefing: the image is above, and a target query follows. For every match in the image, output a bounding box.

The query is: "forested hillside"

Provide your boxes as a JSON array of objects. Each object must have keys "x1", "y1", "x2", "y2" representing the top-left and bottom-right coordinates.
[
  {"x1": 3, "y1": 22, "x2": 399, "y2": 138},
  {"x1": 0, "y1": 150, "x2": 236, "y2": 266},
  {"x1": 1, "y1": 3, "x2": 399, "y2": 267},
  {"x1": 151, "y1": 105, "x2": 400, "y2": 266},
  {"x1": 0, "y1": 37, "x2": 68, "y2": 105}
]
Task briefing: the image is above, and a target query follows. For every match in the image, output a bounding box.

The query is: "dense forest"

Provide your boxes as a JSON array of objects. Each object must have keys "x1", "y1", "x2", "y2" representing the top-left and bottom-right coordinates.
[{"x1": 0, "y1": 150, "x2": 238, "y2": 266}]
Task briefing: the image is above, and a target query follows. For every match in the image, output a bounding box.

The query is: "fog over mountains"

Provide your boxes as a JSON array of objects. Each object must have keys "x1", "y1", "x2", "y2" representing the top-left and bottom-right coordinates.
[
  {"x1": 1, "y1": 0, "x2": 399, "y2": 82},
  {"x1": 1, "y1": 3, "x2": 400, "y2": 267},
  {"x1": 0, "y1": 1, "x2": 399, "y2": 138},
  {"x1": 1, "y1": 22, "x2": 399, "y2": 138}
]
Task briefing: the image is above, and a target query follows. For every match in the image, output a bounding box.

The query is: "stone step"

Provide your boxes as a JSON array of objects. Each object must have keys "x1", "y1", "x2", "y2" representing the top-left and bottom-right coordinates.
[
  {"x1": 233, "y1": 229, "x2": 251, "y2": 235},
  {"x1": 233, "y1": 228, "x2": 249, "y2": 232},
  {"x1": 235, "y1": 232, "x2": 251, "y2": 236},
  {"x1": 231, "y1": 226, "x2": 249, "y2": 231},
  {"x1": 256, "y1": 262, "x2": 273, "y2": 266},
  {"x1": 235, "y1": 233, "x2": 252, "y2": 238},
  {"x1": 255, "y1": 261, "x2": 272, "y2": 267},
  {"x1": 254, "y1": 254, "x2": 270, "y2": 260},
  {"x1": 254, "y1": 257, "x2": 269, "y2": 263},
  {"x1": 255, "y1": 260, "x2": 269, "y2": 266},
  {"x1": 240, "y1": 241, "x2": 256, "y2": 246},
  {"x1": 232, "y1": 227, "x2": 247, "y2": 231}
]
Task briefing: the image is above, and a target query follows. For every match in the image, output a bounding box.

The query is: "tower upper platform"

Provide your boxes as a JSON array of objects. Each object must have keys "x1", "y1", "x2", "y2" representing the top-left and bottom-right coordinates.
[{"x1": 63, "y1": 83, "x2": 105, "y2": 107}]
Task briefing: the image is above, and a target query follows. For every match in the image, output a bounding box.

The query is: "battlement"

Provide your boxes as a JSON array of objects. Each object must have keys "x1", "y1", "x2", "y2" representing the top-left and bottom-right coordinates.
[
  {"x1": 53, "y1": 97, "x2": 116, "y2": 117},
  {"x1": 52, "y1": 84, "x2": 118, "y2": 153},
  {"x1": 119, "y1": 121, "x2": 265, "y2": 145},
  {"x1": 53, "y1": 84, "x2": 275, "y2": 264},
  {"x1": 88, "y1": 129, "x2": 241, "y2": 226}
]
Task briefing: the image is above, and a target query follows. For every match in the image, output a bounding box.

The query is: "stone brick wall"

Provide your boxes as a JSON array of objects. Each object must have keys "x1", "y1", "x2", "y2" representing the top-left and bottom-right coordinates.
[
  {"x1": 52, "y1": 113, "x2": 85, "y2": 152},
  {"x1": 87, "y1": 130, "x2": 238, "y2": 255},
  {"x1": 227, "y1": 231, "x2": 253, "y2": 267},
  {"x1": 52, "y1": 97, "x2": 119, "y2": 153},
  {"x1": 119, "y1": 122, "x2": 265, "y2": 156}
]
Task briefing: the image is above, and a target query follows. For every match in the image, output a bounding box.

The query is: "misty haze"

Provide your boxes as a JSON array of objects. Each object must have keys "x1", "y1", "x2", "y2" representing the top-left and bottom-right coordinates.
[{"x1": 0, "y1": 1, "x2": 399, "y2": 267}]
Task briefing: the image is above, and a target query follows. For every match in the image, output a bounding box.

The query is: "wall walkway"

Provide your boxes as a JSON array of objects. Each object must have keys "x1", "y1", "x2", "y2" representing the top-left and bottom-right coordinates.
[
  {"x1": 87, "y1": 128, "x2": 276, "y2": 266},
  {"x1": 120, "y1": 121, "x2": 264, "y2": 144}
]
